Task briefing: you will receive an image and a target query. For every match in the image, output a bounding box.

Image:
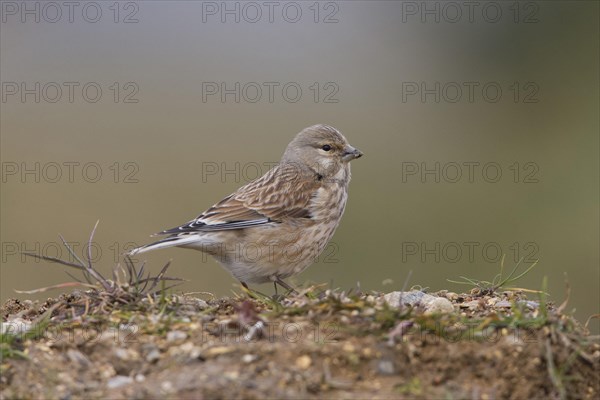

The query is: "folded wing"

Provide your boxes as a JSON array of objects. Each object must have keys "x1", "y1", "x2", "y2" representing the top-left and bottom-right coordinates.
[{"x1": 157, "y1": 163, "x2": 319, "y2": 235}]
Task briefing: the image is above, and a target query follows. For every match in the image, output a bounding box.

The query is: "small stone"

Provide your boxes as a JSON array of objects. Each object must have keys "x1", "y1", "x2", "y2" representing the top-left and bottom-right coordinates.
[
  {"x1": 193, "y1": 298, "x2": 209, "y2": 308},
  {"x1": 114, "y1": 348, "x2": 133, "y2": 361},
  {"x1": 362, "y1": 307, "x2": 376, "y2": 316},
  {"x1": 445, "y1": 292, "x2": 459, "y2": 301},
  {"x1": 495, "y1": 300, "x2": 512, "y2": 308},
  {"x1": 423, "y1": 298, "x2": 454, "y2": 315},
  {"x1": 460, "y1": 300, "x2": 480, "y2": 310},
  {"x1": 177, "y1": 342, "x2": 202, "y2": 359},
  {"x1": 295, "y1": 355, "x2": 312, "y2": 369},
  {"x1": 518, "y1": 300, "x2": 539, "y2": 310},
  {"x1": 224, "y1": 370, "x2": 240, "y2": 380},
  {"x1": 166, "y1": 330, "x2": 187, "y2": 342},
  {"x1": 204, "y1": 346, "x2": 235, "y2": 357},
  {"x1": 377, "y1": 359, "x2": 395, "y2": 375},
  {"x1": 135, "y1": 374, "x2": 146, "y2": 382},
  {"x1": 100, "y1": 365, "x2": 117, "y2": 379},
  {"x1": 189, "y1": 323, "x2": 201, "y2": 331},
  {"x1": 384, "y1": 291, "x2": 454, "y2": 314},
  {"x1": 384, "y1": 291, "x2": 427, "y2": 308},
  {"x1": 161, "y1": 381, "x2": 174, "y2": 393},
  {"x1": 107, "y1": 375, "x2": 133, "y2": 389},
  {"x1": 0, "y1": 318, "x2": 32, "y2": 335},
  {"x1": 342, "y1": 343, "x2": 356, "y2": 353},
  {"x1": 66, "y1": 349, "x2": 91, "y2": 368},
  {"x1": 242, "y1": 354, "x2": 258, "y2": 364},
  {"x1": 146, "y1": 349, "x2": 161, "y2": 363},
  {"x1": 486, "y1": 297, "x2": 498, "y2": 306}
]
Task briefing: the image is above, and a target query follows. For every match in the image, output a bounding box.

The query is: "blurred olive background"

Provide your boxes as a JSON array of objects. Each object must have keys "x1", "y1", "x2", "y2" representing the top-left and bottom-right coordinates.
[{"x1": 1, "y1": 1, "x2": 598, "y2": 333}]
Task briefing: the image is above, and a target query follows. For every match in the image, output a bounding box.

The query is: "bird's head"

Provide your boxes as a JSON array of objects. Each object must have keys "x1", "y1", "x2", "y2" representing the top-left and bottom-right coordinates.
[{"x1": 282, "y1": 124, "x2": 363, "y2": 178}]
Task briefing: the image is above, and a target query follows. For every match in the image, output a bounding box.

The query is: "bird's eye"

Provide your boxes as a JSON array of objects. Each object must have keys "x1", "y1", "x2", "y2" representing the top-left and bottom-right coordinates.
[{"x1": 321, "y1": 144, "x2": 332, "y2": 152}]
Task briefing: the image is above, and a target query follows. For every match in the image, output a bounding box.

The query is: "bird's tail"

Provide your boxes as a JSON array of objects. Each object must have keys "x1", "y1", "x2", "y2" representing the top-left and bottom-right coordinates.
[{"x1": 128, "y1": 235, "x2": 200, "y2": 256}]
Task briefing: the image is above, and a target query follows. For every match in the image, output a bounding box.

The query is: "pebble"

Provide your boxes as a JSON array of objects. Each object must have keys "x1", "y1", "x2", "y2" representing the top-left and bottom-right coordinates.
[
  {"x1": 460, "y1": 300, "x2": 480, "y2": 310},
  {"x1": 224, "y1": 370, "x2": 240, "y2": 380},
  {"x1": 204, "y1": 346, "x2": 235, "y2": 357},
  {"x1": 424, "y1": 298, "x2": 455, "y2": 315},
  {"x1": 113, "y1": 348, "x2": 139, "y2": 361},
  {"x1": 100, "y1": 365, "x2": 117, "y2": 379},
  {"x1": 376, "y1": 359, "x2": 395, "y2": 375},
  {"x1": 242, "y1": 354, "x2": 258, "y2": 364},
  {"x1": 0, "y1": 318, "x2": 32, "y2": 335},
  {"x1": 161, "y1": 381, "x2": 174, "y2": 393},
  {"x1": 384, "y1": 291, "x2": 427, "y2": 307},
  {"x1": 295, "y1": 355, "x2": 312, "y2": 369},
  {"x1": 146, "y1": 349, "x2": 161, "y2": 363},
  {"x1": 66, "y1": 349, "x2": 91, "y2": 368},
  {"x1": 520, "y1": 300, "x2": 539, "y2": 310},
  {"x1": 194, "y1": 298, "x2": 209, "y2": 308},
  {"x1": 342, "y1": 343, "x2": 355, "y2": 353},
  {"x1": 177, "y1": 342, "x2": 202, "y2": 359},
  {"x1": 495, "y1": 300, "x2": 512, "y2": 308},
  {"x1": 107, "y1": 375, "x2": 133, "y2": 389},
  {"x1": 445, "y1": 292, "x2": 459, "y2": 301},
  {"x1": 363, "y1": 307, "x2": 376, "y2": 316},
  {"x1": 486, "y1": 297, "x2": 499, "y2": 306},
  {"x1": 166, "y1": 330, "x2": 187, "y2": 342},
  {"x1": 384, "y1": 291, "x2": 454, "y2": 314}
]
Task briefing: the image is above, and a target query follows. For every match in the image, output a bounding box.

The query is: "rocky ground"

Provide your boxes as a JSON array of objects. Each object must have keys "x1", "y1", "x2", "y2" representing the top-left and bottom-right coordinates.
[{"x1": 1, "y1": 285, "x2": 599, "y2": 399}]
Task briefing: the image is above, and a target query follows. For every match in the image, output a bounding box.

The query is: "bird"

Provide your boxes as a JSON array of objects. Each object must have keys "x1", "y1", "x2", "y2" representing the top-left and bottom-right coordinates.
[{"x1": 129, "y1": 124, "x2": 363, "y2": 292}]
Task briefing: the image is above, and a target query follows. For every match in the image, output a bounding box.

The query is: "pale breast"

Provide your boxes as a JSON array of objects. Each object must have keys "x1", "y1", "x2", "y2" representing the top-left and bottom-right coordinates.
[{"x1": 310, "y1": 164, "x2": 350, "y2": 223}]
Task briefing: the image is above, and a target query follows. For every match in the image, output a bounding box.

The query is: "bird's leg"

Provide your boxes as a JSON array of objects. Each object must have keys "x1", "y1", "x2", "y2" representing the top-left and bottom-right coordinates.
[
  {"x1": 270, "y1": 281, "x2": 286, "y2": 302},
  {"x1": 274, "y1": 277, "x2": 299, "y2": 296}
]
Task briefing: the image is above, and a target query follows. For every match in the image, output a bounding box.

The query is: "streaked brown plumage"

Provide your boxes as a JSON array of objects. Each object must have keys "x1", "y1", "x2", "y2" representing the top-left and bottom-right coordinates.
[{"x1": 129, "y1": 124, "x2": 363, "y2": 289}]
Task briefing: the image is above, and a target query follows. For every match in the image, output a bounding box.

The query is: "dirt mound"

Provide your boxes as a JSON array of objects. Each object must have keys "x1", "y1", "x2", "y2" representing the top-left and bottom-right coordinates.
[{"x1": 1, "y1": 289, "x2": 599, "y2": 399}]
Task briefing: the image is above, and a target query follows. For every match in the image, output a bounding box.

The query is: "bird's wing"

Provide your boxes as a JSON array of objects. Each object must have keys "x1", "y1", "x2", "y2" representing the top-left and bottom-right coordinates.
[{"x1": 157, "y1": 163, "x2": 319, "y2": 235}]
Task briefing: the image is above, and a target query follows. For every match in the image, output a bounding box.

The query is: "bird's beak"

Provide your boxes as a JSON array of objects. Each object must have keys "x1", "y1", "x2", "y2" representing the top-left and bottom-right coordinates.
[{"x1": 342, "y1": 146, "x2": 363, "y2": 162}]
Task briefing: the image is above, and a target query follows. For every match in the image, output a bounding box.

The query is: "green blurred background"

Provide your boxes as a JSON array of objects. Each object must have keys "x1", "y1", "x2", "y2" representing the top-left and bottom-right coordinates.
[{"x1": 1, "y1": 1, "x2": 598, "y2": 333}]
